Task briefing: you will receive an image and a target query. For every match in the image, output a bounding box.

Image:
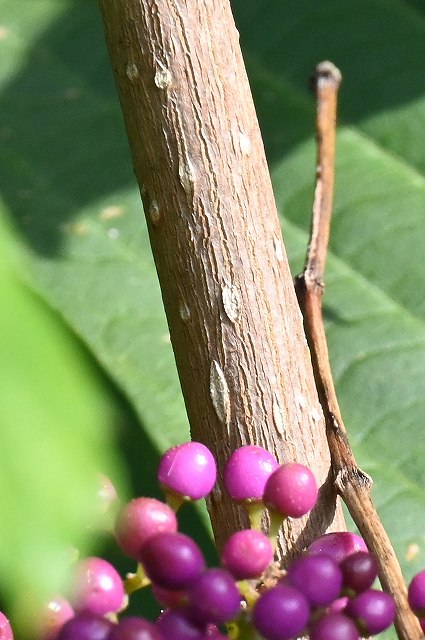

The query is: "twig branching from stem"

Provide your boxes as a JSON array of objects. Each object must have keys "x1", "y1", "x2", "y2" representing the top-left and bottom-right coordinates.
[{"x1": 294, "y1": 61, "x2": 423, "y2": 640}]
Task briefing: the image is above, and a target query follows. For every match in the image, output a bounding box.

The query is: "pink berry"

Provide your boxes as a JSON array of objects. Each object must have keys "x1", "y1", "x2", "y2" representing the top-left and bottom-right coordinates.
[
  {"x1": 115, "y1": 497, "x2": 178, "y2": 560},
  {"x1": 307, "y1": 532, "x2": 367, "y2": 563},
  {"x1": 70, "y1": 557, "x2": 125, "y2": 616},
  {"x1": 221, "y1": 529, "x2": 273, "y2": 579},
  {"x1": 0, "y1": 612, "x2": 13, "y2": 640},
  {"x1": 263, "y1": 463, "x2": 318, "y2": 518},
  {"x1": 37, "y1": 596, "x2": 74, "y2": 640},
  {"x1": 158, "y1": 442, "x2": 217, "y2": 501},
  {"x1": 223, "y1": 445, "x2": 279, "y2": 502}
]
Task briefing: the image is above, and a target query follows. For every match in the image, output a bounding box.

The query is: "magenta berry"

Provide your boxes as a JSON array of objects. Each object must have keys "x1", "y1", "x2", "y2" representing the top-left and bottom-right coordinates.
[
  {"x1": 56, "y1": 613, "x2": 114, "y2": 640},
  {"x1": 286, "y1": 554, "x2": 343, "y2": 607},
  {"x1": 108, "y1": 617, "x2": 164, "y2": 640},
  {"x1": 70, "y1": 557, "x2": 125, "y2": 616},
  {"x1": 151, "y1": 584, "x2": 188, "y2": 608},
  {"x1": 115, "y1": 497, "x2": 178, "y2": 560},
  {"x1": 187, "y1": 568, "x2": 241, "y2": 625},
  {"x1": 37, "y1": 596, "x2": 74, "y2": 640},
  {"x1": 408, "y1": 570, "x2": 425, "y2": 616},
  {"x1": 340, "y1": 551, "x2": 378, "y2": 594},
  {"x1": 307, "y1": 531, "x2": 367, "y2": 563},
  {"x1": 158, "y1": 442, "x2": 217, "y2": 501},
  {"x1": 345, "y1": 589, "x2": 396, "y2": 635},
  {"x1": 156, "y1": 609, "x2": 206, "y2": 640},
  {"x1": 252, "y1": 584, "x2": 310, "y2": 640},
  {"x1": 221, "y1": 529, "x2": 273, "y2": 579},
  {"x1": 310, "y1": 612, "x2": 360, "y2": 640},
  {"x1": 223, "y1": 445, "x2": 279, "y2": 502},
  {"x1": 138, "y1": 532, "x2": 205, "y2": 590},
  {"x1": 263, "y1": 462, "x2": 318, "y2": 518},
  {"x1": 0, "y1": 612, "x2": 13, "y2": 640}
]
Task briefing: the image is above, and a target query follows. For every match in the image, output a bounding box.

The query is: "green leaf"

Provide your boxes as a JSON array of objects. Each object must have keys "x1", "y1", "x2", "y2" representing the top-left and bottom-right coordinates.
[{"x1": 1, "y1": 2, "x2": 425, "y2": 638}]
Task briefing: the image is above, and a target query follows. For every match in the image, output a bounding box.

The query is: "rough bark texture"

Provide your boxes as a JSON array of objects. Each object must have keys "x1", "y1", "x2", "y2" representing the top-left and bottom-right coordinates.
[{"x1": 97, "y1": 0, "x2": 345, "y2": 553}]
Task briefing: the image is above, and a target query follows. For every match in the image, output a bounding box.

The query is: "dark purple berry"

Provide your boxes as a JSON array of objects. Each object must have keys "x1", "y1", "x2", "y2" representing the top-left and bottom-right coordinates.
[
  {"x1": 56, "y1": 613, "x2": 114, "y2": 640},
  {"x1": 187, "y1": 568, "x2": 241, "y2": 625},
  {"x1": 0, "y1": 612, "x2": 13, "y2": 640},
  {"x1": 115, "y1": 497, "x2": 178, "y2": 560},
  {"x1": 221, "y1": 529, "x2": 273, "y2": 579},
  {"x1": 156, "y1": 609, "x2": 206, "y2": 640},
  {"x1": 108, "y1": 617, "x2": 164, "y2": 640},
  {"x1": 263, "y1": 463, "x2": 318, "y2": 518},
  {"x1": 340, "y1": 551, "x2": 378, "y2": 594},
  {"x1": 151, "y1": 583, "x2": 188, "y2": 608},
  {"x1": 310, "y1": 612, "x2": 360, "y2": 640},
  {"x1": 37, "y1": 595, "x2": 74, "y2": 640},
  {"x1": 70, "y1": 557, "x2": 125, "y2": 616},
  {"x1": 253, "y1": 584, "x2": 310, "y2": 640},
  {"x1": 223, "y1": 445, "x2": 279, "y2": 502},
  {"x1": 285, "y1": 554, "x2": 343, "y2": 607},
  {"x1": 158, "y1": 442, "x2": 217, "y2": 501},
  {"x1": 307, "y1": 532, "x2": 367, "y2": 563},
  {"x1": 408, "y1": 570, "x2": 425, "y2": 617},
  {"x1": 138, "y1": 532, "x2": 205, "y2": 590},
  {"x1": 345, "y1": 589, "x2": 396, "y2": 635}
]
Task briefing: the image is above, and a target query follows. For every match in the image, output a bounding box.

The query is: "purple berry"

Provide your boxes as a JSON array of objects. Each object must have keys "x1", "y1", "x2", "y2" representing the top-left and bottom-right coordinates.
[
  {"x1": 70, "y1": 557, "x2": 125, "y2": 616},
  {"x1": 263, "y1": 463, "x2": 318, "y2": 518},
  {"x1": 253, "y1": 584, "x2": 310, "y2": 640},
  {"x1": 345, "y1": 589, "x2": 396, "y2": 635},
  {"x1": 187, "y1": 568, "x2": 241, "y2": 625},
  {"x1": 156, "y1": 609, "x2": 206, "y2": 640},
  {"x1": 158, "y1": 442, "x2": 217, "y2": 501},
  {"x1": 408, "y1": 570, "x2": 425, "y2": 616},
  {"x1": 0, "y1": 612, "x2": 13, "y2": 640},
  {"x1": 151, "y1": 584, "x2": 188, "y2": 608},
  {"x1": 56, "y1": 613, "x2": 114, "y2": 640},
  {"x1": 307, "y1": 532, "x2": 367, "y2": 563},
  {"x1": 37, "y1": 595, "x2": 74, "y2": 640},
  {"x1": 340, "y1": 551, "x2": 378, "y2": 594},
  {"x1": 138, "y1": 532, "x2": 205, "y2": 590},
  {"x1": 310, "y1": 612, "x2": 360, "y2": 640},
  {"x1": 285, "y1": 554, "x2": 343, "y2": 607},
  {"x1": 221, "y1": 529, "x2": 273, "y2": 579},
  {"x1": 108, "y1": 617, "x2": 164, "y2": 640},
  {"x1": 115, "y1": 497, "x2": 178, "y2": 560},
  {"x1": 223, "y1": 445, "x2": 279, "y2": 502}
]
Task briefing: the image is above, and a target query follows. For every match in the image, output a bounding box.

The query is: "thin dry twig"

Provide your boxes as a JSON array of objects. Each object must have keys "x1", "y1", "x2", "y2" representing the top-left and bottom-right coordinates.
[{"x1": 295, "y1": 61, "x2": 423, "y2": 640}]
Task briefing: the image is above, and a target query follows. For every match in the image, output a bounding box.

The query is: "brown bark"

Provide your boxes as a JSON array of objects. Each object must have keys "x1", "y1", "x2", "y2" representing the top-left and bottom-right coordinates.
[{"x1": 97, "y1": 0, "x2": 345, "y2": 553}]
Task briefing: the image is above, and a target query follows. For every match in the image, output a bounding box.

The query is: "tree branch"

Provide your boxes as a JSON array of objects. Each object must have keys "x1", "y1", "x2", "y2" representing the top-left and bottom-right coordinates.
[
  {"x1": 96, "y1": 0, "x2": 345, "y2": 554},
  {"x1": 295, "y1": 61, "x2": 422, "y2": 640}
]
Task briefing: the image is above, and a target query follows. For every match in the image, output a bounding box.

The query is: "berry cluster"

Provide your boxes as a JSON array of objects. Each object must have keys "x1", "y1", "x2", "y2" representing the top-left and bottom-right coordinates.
[{"x1": 1, "y1": 442, "x2": 424, "y2": 639}]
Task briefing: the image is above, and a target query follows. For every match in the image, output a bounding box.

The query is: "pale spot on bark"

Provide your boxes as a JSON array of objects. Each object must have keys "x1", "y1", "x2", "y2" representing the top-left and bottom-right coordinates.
[
  {"x1": 179, "y1": 301, "x2": 191, "y2": 322},
  {"x1": 149, "y1": 199, "x2": 160, "y2": 225},
  {"x1": 222, "y1": 283, "x2": 241, "y2": 322},
  {"x1": 239, "y1": 131, "x2": 251, "y2": 156},
  {"x1": 210, "y1": 361, "x2": 230, "y2": 425},
  {"x1": 125, "y1": 62, "x2": 139, "y2": 80},
  {"x1": 179, "y1": 158, "x2": 196, "y2": 193},
  {"x1": 154, "y1": 65, "x2": 172, "y2": 89},
  {"x1": 274, "y1": 236, "x2": 284, "y2": 262}
]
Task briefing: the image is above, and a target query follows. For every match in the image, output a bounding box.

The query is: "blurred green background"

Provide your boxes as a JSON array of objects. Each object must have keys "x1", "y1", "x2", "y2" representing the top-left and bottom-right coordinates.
[{"x1": 1, "y1": 1, "x2": 425, "y2": 637}]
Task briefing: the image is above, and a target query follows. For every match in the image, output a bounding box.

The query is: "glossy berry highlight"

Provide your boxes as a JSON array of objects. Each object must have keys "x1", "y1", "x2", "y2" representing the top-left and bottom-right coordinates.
[
  {"x1": 345, "y1": 589, "x2": 396, "y2": 635},
  {"x1": 187, "y1": 568, "x2": 241, "y2": 625},
  {"x1": 221, "y1": 529, "x2": 273, "y2": 579},
  {"x1": 310, "y1": 612, "x2": 360, "y2": 640},
  {"x1": 138, "y1": 531, "x2": 205, "y2": 590},
  {"x1": 115, "y1": 497, "x2": 178, "y2": 561},
  {"x1": 158, "y1": 442, "x2": 217, "y2": 501},
  {"x1": 70, "y1": 557, "x2": 125, "y2": 616},
  {"x1": 252, "y1": 584, "x2": 310, "y2": 640},
  {"x1": 307, "y1": 531, "x2": 367, "y2": 563},
  {"x1": 285, "y1": 553, "x2": 343, "y2": 607},
  {"x1": 263, "y1": 462, "x2": 318, "y2": 518}
]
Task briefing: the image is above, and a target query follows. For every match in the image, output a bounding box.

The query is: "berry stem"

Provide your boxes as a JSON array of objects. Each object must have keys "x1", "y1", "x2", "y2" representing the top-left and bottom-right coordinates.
[
  {"x1": 246, "y1": 502, "x2": 265, "y2": 532},
  {"x1": 294, "y1": 61, "x2": 422, "y2": 640},
  {"x1": 267, "y1": 509, "x2": 285, "y2": 553},
  {"x1": 124, "y1": 563, "x2": 150, "y2": 595}
]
